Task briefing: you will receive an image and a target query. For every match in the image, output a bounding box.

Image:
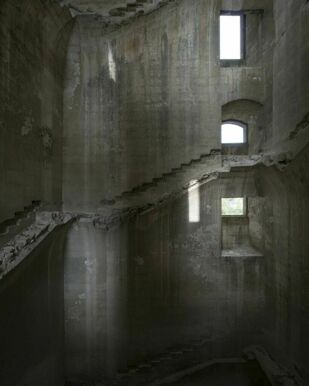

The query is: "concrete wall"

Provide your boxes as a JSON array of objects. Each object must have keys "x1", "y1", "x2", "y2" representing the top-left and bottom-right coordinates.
[
  {"x1": 62, "y1": 0, "x2": 279, "y2": 211},
  {"x1": 64, "y1": 151, "x2": 309, "y2": 383},
  {"x1": 63, "y1": 0, "x2": 223, "y2": 211},
  {"x1": 271, "y1": 0, "x2": 309, "y2": 150},
  {"x1": 259, "y1": 2, "x2": 309, "y2": 379},
  {"x1": 126, "y1": 176, "x2": 266, "y2": 363},
  {"x1": 257, "y1": 146, "x2": 309, "y2": 381},
  {"x1": 63, "y1": 0, "x2": 309, "y2": 382},
  {"x1": 0, "y1": 0, "x2": 308, "y2": 383},
  {"x1": 0, "y1": 224, "x2": 70, "y2": 386},
  {"x1": 64, "y1": 172, "x2": 268, "y2": 380},
  {"x1": 64, "y1": 221, "x2": 128, "y2": 382},
  {"x1": 0, "y1": 0, "x2": 72, "y2": 223}
]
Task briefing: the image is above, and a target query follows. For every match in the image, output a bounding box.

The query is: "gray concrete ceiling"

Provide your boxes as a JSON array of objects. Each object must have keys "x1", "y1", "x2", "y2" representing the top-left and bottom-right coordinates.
[{"x1": 58, "y1": 0, "x2": 175, "y2": 22}]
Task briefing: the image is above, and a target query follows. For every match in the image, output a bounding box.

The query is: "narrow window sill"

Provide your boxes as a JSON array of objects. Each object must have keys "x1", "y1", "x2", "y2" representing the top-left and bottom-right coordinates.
[
  {"x1": 220, "y1": 59, "x2": 246, "y2": 67},
  {"x1": 221, "y1": 246, "x2": 263, "y2": 258}
]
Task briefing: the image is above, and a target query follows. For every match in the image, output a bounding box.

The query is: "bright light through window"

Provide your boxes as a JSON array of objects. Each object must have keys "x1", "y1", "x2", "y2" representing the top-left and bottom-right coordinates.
[
  {"x1": 188, "y1": 180, "x2": 200, "y2": 223},
  {"x1": 108, "y1": 45, "x2": 116, "y2": 82},
  {"x1": 221, "y1": 123, "x2": 245, "y2": 144},
  {"x1": 220, "y1": 15, "x2": 242, "y2": 60},
  {"x1": 222, "y1": 198, "x2": 246, "y2": 216}
]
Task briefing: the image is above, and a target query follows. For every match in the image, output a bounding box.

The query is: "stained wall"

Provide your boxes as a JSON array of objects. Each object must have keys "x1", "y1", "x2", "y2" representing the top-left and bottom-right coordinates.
[
  {"x1": 0, "y1": 0, "x2": 72, "y2": 223},
  {"x1": 63, "y1": 0, "x2": 309, "y2": 382}
]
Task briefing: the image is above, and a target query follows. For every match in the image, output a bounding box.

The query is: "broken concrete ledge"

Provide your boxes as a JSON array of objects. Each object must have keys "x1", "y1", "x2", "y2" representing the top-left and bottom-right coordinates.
[
  {"x1": 0, "y1": 212, "x2": 76, "y2": 281},
  {"x1": 0, "y1": 201, "x2": 41, "y2": 249},
  {"x1": 244, "y1": 346, "x2": 307, "y2": 386}
]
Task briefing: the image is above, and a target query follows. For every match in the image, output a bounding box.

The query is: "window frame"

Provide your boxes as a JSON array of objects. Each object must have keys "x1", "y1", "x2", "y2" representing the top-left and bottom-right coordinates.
[
  {"x1": 221, "y1": 119, "x2": 248, "y2": 145},
  {"x1": 221, "y1": 197, "x2": 248, "y2": 218},
  {"x1": 220, "y1": 11, "x2": 246, "y2": 64}
]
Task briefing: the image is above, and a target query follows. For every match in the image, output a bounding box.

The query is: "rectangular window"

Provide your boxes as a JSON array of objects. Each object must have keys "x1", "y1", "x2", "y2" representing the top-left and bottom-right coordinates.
[
  {"x1": 188, "y1": 180, "x2": 200, "y2": 223},
  {"x1": 220, "y1": 14, "x2": 243, "y2": 60},
  {"x1": 221, "y1": 198, "x2": 246, "y2": 216}
]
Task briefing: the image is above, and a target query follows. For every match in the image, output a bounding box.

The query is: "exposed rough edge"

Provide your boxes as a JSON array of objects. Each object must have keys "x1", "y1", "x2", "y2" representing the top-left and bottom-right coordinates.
[
  {"x1": 0, "y1": 212, "x2": 76, "y2": 281},
  {"x1": 0, "y1": 201, "x2": 41, "y2": 248},
  {"x1": 67, "y1": 0, "x2": 179, "y2": 29},
  {"x1": 244, "y1": 346, "x2": 306, "y2": 386},
  {"x1": 262, "y1": 113, "x2": 309, "y2": 171},
  {"x1": 289, "y1": 112, "x2": 309, "y2": 140}
]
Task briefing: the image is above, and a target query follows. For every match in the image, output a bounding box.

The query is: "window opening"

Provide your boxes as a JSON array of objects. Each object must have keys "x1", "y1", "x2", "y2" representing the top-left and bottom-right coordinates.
[
  {"x1": 221, "y1": 198, "x2": 246, "y2": 216},
  {"x1": 221, "y1": 122, "x2": 245, "y2": 144},
  {"x1": 220, "y1": 14, "x2": 243, "y2": 60}
]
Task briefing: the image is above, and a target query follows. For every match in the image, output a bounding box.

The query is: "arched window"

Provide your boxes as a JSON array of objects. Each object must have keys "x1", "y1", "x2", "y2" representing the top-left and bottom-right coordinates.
[{"x1": 221, "y1": 121, "x2": 247, "y2": 144}]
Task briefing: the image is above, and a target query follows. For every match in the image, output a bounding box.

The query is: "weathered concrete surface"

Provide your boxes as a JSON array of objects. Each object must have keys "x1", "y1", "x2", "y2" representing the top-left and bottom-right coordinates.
[
  {"x1": 0, "y1": 0, "x2": 308, "y2": 384},
  {"x1": 62, "y1": 0, "x2": 308, "y2": 211},
  {"x1": 0, "y1": 0, "x2": 72, "y2": 224},
  {"x1": 64, "y1": 220, "x2": 128, "y2": 381},
  {"x1": 271, "y1": 1, "x2": 309, "y2": 149},
  {"x1": 56, "y1": 0, "x2": 175, "y2": 22},
  {"x1": 257, "y1": 145, "x2": 309, "y2": 382},
  {"x1": 64, "y1": 170, "x2": 268, "y2": 381},
  {"x1": 62, "y1": 0, "x2": 309, "y2": 383},
  {"x1": 125, "y1": 173, "x2": 266, "y2": 364},
  {"x1": 63, "y1": 0, "x2": 222, "y2": 211}
]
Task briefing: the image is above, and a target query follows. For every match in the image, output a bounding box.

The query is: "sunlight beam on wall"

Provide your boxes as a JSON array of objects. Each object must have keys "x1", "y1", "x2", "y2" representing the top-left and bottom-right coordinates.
[{"x1": 188, "y1": 180, "x2": 200, "y2": 223}]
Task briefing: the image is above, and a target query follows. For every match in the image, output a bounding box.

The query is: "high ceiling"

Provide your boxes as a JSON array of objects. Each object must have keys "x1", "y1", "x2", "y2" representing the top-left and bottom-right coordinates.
[{"x1": 58, "y1": 0, "x2": 174, "y2": 23}]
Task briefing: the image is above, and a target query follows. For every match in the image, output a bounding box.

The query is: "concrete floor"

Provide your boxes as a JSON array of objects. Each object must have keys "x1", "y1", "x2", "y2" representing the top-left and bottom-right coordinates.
[{"x1": 168, "y1": 362, "x2": 271, "y2": 386}]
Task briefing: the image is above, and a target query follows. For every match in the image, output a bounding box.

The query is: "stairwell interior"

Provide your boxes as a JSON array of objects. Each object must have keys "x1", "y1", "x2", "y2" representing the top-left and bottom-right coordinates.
[{"x1": 0, "y1": 0, "x2": 308, "y2": 385}]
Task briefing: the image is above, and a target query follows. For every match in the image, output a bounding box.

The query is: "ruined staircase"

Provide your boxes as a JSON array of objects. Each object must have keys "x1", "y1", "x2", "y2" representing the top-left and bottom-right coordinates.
[
  {"x1": 101, "y1": 150, "x2": 222, "y2": 207},
  {"x1": 65, "y1": 0, "x2": 177, "y2": 22},
  {"x1": 96, "y1": 116, "x2": 308, "y2": 218},
  {"x1": 109, "y1": 0, "x2": 176, "y2": 18},
  {"x1": 0, "y1": 200, "x2": 41, "y2": 248},
  {"x1": 64, "y1": 335, "x2": 229, "y2": 386},
  {"x1": 65, "y1": 340, "x2": 300, "y2": 386},
  {"x1": 95, "y1": 152, "x2": 262, "y2": 228}
]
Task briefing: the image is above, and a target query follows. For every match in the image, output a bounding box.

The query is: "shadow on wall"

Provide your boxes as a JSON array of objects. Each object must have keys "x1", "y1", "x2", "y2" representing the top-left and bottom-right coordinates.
[
  {"x1": 64, "y1": 170, "x2": 268, "y2": 381},
  {"x1": 64, "y1": 221, "x2": 129, "y2": 381},
  {"x1": 255, "y1": 144, "x2": 309, "y2": 382},
  {"x1": 0, "y1": 223, "x2": 70, "y2": 386}
]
